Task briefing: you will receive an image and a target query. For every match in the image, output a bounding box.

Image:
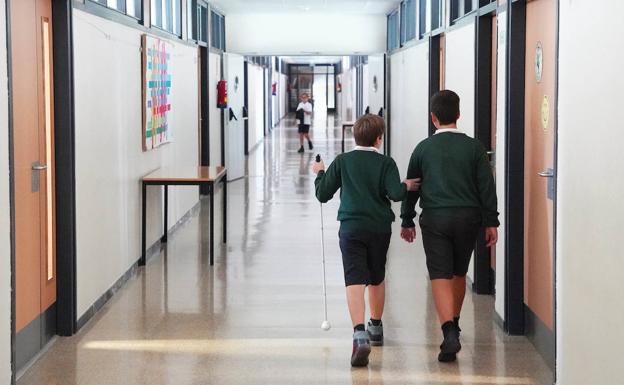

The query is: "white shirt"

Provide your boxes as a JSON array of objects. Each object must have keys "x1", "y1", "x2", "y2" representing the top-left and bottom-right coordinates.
[
  {"x1": 353, "y1": 146, "x2": 380, "y2": 153},
  {"x1": 434, "y1": 128, "x2": 464, "y2": 135},
  {"x1": 297, "y1": 102, "x2": 313, "y2": 125}
]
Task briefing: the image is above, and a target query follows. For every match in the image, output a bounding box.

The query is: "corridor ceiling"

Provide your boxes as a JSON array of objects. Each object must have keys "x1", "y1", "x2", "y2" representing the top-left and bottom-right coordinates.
[{"x1": 209, "y1": 0, "x2": 401, "y2": 14}]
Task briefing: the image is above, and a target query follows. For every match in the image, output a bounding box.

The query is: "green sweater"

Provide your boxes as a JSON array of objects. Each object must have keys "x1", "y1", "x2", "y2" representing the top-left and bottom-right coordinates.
[
  {"x1": 400, "y1": 131, "x2": 499, "y2": 228},
  {"x1": 315, "y1": 150, "x2": 408, "y2": 233}
]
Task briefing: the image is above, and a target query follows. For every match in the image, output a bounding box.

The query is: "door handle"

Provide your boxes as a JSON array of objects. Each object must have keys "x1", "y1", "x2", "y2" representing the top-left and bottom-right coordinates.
[
  {"x1": 31, "y1": 162, "x2": 46, "y2": 192},
  {"x1": 538, "y1": 168, "x2": 555, "y2": 200}
]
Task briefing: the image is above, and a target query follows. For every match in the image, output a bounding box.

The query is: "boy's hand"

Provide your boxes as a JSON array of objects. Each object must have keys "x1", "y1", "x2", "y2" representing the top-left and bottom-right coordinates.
[
  {"x1": 403, "y1": 178, "x2": 421, "y2": 192},
  {"x1": 312, "y1": 160, "x2": 325, "y2": 174},
  {"x1": 485, "y1": 227, "x2": 498, "y2": 247},
  {"x1": 401, "y1": 227, "x2": 417, "y2": 243}
]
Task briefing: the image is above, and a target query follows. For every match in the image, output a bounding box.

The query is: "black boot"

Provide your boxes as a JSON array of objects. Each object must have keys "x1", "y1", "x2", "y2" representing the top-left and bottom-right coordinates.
[
  {"x1": 308, "y1": 140, "x2": 313, "y2": 150},
  {"x1": 297, "y1": 146, "x2": 304, "y2": 153},
  {"x1": 438, "y1": 321, "x2": 461, "y2": 362}
]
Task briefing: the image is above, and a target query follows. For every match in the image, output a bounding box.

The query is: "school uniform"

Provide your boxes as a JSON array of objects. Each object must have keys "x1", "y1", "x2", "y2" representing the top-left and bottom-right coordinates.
[
  {"x1": 401, "y1": 129, "x2": 499, "y2": 280},
  {"x1": 315, "y1": 146, "x2": 408, "y2": 286},
  {"x1": 296, "y1": 101, "x2": 313, "y2": 133}
]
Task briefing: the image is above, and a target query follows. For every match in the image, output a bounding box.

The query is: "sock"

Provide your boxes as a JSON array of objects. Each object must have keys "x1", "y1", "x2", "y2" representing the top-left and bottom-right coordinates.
[
  {"x1": 354, "y1": 324, "x2": 365, "y2": 332},
  {"x1": 441, "y1": 320, "x2": 455, "y2": 334},
  {"x1": 453, "y1": 316, "x2": 460, "y2": 330},
  {"x1": 370, "y1": 318, "x2": 382, "y2": 327}
]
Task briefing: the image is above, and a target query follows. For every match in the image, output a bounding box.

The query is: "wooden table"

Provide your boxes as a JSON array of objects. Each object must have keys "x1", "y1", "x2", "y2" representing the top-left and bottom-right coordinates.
[
  {"x1": 141, "y1": 166, "x2": 227, "y2": 266},
  {"x1": 341, "y1": 122, "x2": 355, "y2": 153}
]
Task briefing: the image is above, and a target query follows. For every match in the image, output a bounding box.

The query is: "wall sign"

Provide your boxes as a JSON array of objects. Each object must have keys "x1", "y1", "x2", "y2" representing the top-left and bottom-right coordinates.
[
  {"x1": 535, "y1": 41, "x2": 543, "y2": 83},
  {"x1": 142, "y1": 34, "x2": 173, "y2": 151},
  {"x1": 541, "y1": 95, "x2": 550, "y2": 131},
  {"x1": 234, "y1": 75, "x2": 240, "y2": 92},
  {"x1": 372, "y1": 75, "x2": 378, "y2": 93}
]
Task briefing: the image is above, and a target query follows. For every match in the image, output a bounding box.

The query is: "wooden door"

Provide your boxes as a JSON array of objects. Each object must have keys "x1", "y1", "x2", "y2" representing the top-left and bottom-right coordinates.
[
  {"x1": 11, "y1": 0, "x2": 57, "y2": 368},
  {"x1": 523, "y1": 0, "x2": 556, "y2": 331}
]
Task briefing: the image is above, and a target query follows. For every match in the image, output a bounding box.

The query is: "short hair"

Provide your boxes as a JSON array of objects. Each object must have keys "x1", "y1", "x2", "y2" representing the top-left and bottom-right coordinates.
[
  {"x1": 430, "y1": 90, "x2": 460, "y2": 125},
  {"x1": 300, "y1": 93, "x2": 309, "y2": 98},
  {"x1": 353, "y1": 114, "x2": 385, "y2": 147}
]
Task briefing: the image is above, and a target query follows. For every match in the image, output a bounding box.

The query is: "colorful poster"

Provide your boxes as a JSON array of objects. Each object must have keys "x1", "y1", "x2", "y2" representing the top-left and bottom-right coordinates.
[{"x1": 142, "y1": 35, "x2": 173, "y2": 151}]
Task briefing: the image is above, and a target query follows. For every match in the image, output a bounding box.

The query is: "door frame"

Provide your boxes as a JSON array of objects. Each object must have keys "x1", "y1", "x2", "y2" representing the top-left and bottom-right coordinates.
[
  {"x1": 7, "y1": 0, "x2": 78, "y2": 381},
  {"x1": 504, "y1": 0, "x2": 526, "y2": 336},
  {"x1": 428, "y1": 34, "x2": 442, "y2": 136},
  {"x1": 473, "y1": 10, "x2": 495, "y2": 295},
  {"x1": 243, "y1": 60, "x2": 249, "y2": 155}
]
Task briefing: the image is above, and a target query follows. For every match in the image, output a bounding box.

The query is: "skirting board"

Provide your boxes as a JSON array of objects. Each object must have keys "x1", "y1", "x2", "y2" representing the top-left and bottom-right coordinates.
[
  {"x1": 493, "y1": 309, "x2": 505, "y2": 331},
  {"x1": 524, "y1": 304, "x2": 555, "y2": 370},
  {"x1": 76, "y1": 200, "x2": 202, "y2": 331}
]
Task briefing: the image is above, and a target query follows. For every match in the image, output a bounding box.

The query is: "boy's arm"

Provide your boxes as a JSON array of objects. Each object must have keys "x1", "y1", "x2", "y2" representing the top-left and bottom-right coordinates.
[
  {"x1": 315, "y1": 158, "x2": 341, "y2": 203},
  {"x1": 475, "y1": 144, "x2": 500, "y2": 227},
  {"x1": 383, "y1": 159, "x2": 408, "y2": 202},
  {"x1": 400, "y1": 149, "x2": 422, "y2": 228}
]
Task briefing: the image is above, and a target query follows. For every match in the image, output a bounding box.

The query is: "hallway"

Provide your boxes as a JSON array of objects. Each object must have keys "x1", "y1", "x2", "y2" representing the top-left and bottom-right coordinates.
[{"x1": 17, "y1": 117, "x2": 552, "y2": 385}]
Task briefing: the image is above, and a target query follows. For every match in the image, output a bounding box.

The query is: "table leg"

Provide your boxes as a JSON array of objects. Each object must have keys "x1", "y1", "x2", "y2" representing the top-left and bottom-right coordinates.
[
  {"x1": 140, "y1": 182, "x2": 147, "y2": 266},
  {"x1": 222, "y1": 175, "x2": 227, "y2": 244},
  {"x1": 209, "y1": 182, "x2": 215, "y2": 266},
  {"x1": 162, "y1": 185, "x2": 168, "y2": 243}
]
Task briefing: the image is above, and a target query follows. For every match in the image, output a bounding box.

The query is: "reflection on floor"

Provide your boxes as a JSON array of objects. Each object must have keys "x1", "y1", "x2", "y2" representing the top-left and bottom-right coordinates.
[{"x1": 17, "y1": 114, "x2": 553, "y2": 385}]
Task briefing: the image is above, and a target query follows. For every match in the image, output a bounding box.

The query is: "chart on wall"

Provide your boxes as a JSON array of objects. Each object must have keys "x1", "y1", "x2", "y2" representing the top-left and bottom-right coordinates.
[{"x1": 142, "y1": 34, "x2": 173, "y2": 151}]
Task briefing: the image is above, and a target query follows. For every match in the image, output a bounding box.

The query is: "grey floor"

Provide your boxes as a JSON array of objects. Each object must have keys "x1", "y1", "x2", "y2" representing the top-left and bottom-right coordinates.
[{"x1": 17, "y1": 114, "x2": 554, "y2": 385}]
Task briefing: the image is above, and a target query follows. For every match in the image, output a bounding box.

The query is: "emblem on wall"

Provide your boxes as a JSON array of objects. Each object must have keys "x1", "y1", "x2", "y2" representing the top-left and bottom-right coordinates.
[
  {"x1": 372, "y1": 75, "x2": 378, "y2": 93},
  {"x1": 234, "y1": 76, "x2": 240, "y2": 93},
  {"x1": 535, "y1": 41, "x2": 543, "y2": 83},
  {"x1": 541, "y1": 95, "x2": 550, "y2": 131}
]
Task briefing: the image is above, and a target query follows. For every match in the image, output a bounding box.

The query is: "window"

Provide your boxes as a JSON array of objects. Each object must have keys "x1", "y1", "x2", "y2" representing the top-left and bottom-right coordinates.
[
  {"x1": 211, "y1": 11, "x2": 225, "y2": 50},
  {"x1": 188, "y1": 0, "x2": 208, "y2": 43},
  {"x1": 418, "y1": 0, "x2": 427, "y2": 38},
  {"x1": 90, "y1": 0, "x2": 142, "y2": 19},
  {"x1": 450, "y1": 0, "x2": 477, "y2": 23},
  {"x1": 431, "y1": 0, "x2": 443, "y2": 31},
  {"x1": 387, "y1": 10, "x2": 399, "y2": 51},
  {"x1": 400, "y1": 0, "x2": 416, "y2": 46},
  {"x1": 151, "y1": 0, "x2": 182, "y2": 36}
]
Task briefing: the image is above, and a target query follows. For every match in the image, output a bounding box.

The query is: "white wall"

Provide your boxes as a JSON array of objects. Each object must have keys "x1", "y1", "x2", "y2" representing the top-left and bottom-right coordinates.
[
  {"x1": 0, "y1": 1, "x2": 12, "y2": 382},
  {"x1": 248, "y1": 63, "x2": 265, "y2": 151},
  {"x1": 209, "y1": 52, "x2": 223, "y2": 167},
  {"x1": 225, "y1": 13, "x2": 386, "y2": 55},
  {"x1": 557, "y1": 2, "x2": 624, "y2": 384},
  {"x1": 367, "y1": 54, "x2": 385, "y2": 117},
  {"x1": 389, "y1": 43, "x2": 430, "y2": 176},
  {"x1": 494, "y1": 10, "x2": 507, "y2": 322},
  {"x1": 445, "y1": 21, "x2": 477, "y2": 281},
  {"x1": 73, "y1": 10, "x2": 199, "y2": 317},
  {"x1": 339, "y1": 63, "x2": 357, "y2": 122},
  {"x1": 445, "y1": 21, "x2": 476, "y2": 138}
]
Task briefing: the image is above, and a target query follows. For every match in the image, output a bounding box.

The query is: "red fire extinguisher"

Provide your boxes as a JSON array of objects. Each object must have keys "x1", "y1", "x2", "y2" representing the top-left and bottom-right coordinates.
[
  {"x1": 272, "y1": 82, "x2": 277, "y2": 96},
  {"x1": 217, "y1": 80, "x2": 228, "y2": 109}
]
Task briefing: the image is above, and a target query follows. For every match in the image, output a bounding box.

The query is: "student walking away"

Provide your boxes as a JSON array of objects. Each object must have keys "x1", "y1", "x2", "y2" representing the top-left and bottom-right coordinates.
[
  {"x1": 312, "y1": 114, "x2": 421, "y2": 367},
  {"x1": 400, "y1": 90, "x2": 499, "y2": 363},
  {"x1": 297, "y1": 93, "x2": 314, "y2": 153}
]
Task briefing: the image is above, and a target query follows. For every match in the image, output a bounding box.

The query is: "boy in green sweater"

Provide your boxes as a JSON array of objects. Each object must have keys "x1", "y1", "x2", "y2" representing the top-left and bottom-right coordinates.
[
  {"x1": 312, "y1": 114, "x2": 420, "y2": 367},
  {"x1": 400, "y1": 90, "x2": 499, "y2": 363}
]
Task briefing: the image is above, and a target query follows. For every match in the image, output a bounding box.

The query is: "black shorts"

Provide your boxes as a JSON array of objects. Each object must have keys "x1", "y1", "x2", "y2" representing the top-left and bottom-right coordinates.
[
  {"x1": 419, "y1": 208, "x2": 481, "y2": 280},
  {"x1": 338, "y1": 229, "x2": 391, "y2": 286},
  {"x1": 298, "y1": 124, "x2": 310, "y2": 134}
]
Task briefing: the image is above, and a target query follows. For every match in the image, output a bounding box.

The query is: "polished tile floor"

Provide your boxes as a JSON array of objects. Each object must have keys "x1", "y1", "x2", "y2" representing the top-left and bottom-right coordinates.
[{"x1": 18, "y1": 114, "x2": 553, "y2": 385}]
